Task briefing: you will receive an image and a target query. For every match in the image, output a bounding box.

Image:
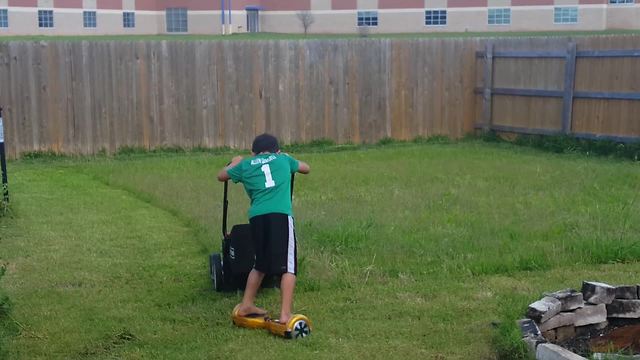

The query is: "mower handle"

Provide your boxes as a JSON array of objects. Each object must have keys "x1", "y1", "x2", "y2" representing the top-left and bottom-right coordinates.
[
  {"x1": 222, "y1": 179, "x2": 229, "y2": 238},
  {"x1": 222, "y1": 172, "x2": 295, "y2": 238}
]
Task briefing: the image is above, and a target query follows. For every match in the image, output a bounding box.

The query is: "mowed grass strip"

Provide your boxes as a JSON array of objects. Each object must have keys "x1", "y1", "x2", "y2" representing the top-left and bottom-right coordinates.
[
  {"x1": 0, "y1": 167, "x2": 241, "y2": 359},
  {"x1": 1, "y1": 141, "x2": 640, "y2": 359}
]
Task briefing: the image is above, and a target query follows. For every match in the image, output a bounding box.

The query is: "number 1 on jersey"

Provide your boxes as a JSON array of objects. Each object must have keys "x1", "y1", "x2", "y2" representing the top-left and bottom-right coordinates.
[{"x1": 261, "y1": 164, "x2": 276, "y2": 188}]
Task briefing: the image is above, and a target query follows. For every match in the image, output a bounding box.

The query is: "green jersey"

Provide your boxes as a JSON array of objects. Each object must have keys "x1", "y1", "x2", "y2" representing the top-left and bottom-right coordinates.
[{"x1": 227, "y1": 153, "x2": 300, "y2": 219}]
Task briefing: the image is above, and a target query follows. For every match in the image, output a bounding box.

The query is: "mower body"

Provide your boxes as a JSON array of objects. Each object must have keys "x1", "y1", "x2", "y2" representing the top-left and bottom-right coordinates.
[
  {"x1": 209, "y1": 176, "x2": 289, "y2": 292},
  {"x1": 209, "y1": 224, "x2": 254, "y2": 292}
]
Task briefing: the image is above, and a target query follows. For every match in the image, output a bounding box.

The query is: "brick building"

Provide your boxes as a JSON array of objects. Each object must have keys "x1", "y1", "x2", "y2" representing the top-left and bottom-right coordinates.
[{"x1": 0, "y1": 0, "x2": 638, "y2": 36}]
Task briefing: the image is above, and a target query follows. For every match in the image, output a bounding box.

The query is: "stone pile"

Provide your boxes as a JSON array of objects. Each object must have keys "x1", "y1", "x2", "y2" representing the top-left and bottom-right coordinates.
[{"x1": 519, "y1": 281, "x2": 640, "y2": 359}]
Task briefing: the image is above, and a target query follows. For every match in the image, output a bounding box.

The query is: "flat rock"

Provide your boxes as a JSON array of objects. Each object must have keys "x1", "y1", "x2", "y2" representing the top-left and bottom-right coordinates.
[
  {"x1": 518, "y1": 318, "x2": 541, "y2": 337},
  {"x1": 582, "y1": 281, "x2": 616, "y2": 305},
  {"x1": 536, "y1": 343, "x2": 587, "y2": 360},
  {"x1": 615, "y1": 285, "x2": 639, "y2": 300},
  {"x1": 528, "y1": 296, "x2": 562, "y2": 323},
  {"x1": 543, "y1": 329, "x2": 556, "y2": 342},
  {"x1": 546, "y1": 289, "x2": 584, "y2": 311},
  {"x1": 573, "y1": 303, "x2": 607, "y2": 327},
  {"x1": 540, "y1": 312, "x2": 577, "y2": 332},
  {"x1": 606, "y1": 299, "x2": 640, "y2": 318},
  {"x1": 523, "y1": 334, "x2": 547, "y2": 354},
  {"x1": 555, "y1": 325, "x2": 576, "y2": 343},
  {"x1": 575, "y1": 321, "x2": 608, "y2": 337}
]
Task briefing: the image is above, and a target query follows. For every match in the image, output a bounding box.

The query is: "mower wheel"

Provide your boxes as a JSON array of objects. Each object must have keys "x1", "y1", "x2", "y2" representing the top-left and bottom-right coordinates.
[{"x1": 209, "y1": 253, "x2": 223, "y2": 292}]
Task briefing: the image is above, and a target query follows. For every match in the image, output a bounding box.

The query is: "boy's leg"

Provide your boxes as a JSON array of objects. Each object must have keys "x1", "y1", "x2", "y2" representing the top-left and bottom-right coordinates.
[
  {"x1": 236, "y1": 215, "x2": 269, "y2": 317},
  {"x1": 277, "y1": 215, "x2": 297, "y2": 323},
  {"x1": 237, "y1": 269, "x2": 267, "y2": 316},
  {"x1": 279, "y1": 272, "x2": 296, "y2": 323}
]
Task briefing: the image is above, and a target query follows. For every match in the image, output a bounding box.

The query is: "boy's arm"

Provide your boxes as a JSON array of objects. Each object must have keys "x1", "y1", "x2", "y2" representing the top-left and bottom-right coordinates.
[
  {"x1": 217, "y1": 156, "x2": 243, "y2": 182},
  {"x1": 297, "y1": 160, "x2": 310, "y2": 174},
  {"x1": 284, "y1": 152, "x2": 310, "y2": 175}
]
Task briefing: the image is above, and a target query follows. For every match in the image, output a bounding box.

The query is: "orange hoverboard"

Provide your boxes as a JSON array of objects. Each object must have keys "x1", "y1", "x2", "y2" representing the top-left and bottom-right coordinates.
[{"x1": 231, "y1": 304, "x2": 312, "y2": 339}]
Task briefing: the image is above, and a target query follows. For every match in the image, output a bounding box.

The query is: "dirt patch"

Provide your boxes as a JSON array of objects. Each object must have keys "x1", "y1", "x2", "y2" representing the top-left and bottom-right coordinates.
[
  {"x1": 78, "y1": 329, "x2": 137, "y2": 357},
  {"x1": 558, "y1": 319, "x2": 640, "y2": 357},
  {"x1": 591, "y1": 324, "x2": 640, "y2": 353}
]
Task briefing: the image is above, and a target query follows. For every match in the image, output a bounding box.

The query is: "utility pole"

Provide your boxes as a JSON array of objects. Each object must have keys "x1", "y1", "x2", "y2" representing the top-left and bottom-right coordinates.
[
  {"x1": 221, "y1": 0, "x2": 226, "y2": 34},
  {"x1": 227, "y1": 0, "x2": 232, "y2": 34}
]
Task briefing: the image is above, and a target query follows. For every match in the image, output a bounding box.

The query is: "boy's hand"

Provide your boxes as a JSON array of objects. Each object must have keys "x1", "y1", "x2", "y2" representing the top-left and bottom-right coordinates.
[
  {"x1": 229, "y1": 156, "x2": 243, "y2": 166},
  {"x1": 217, "y1": 156, "x2": 243, "y2": 182},
  {"x1": 231, "y1": 155, "x2": 242, "y2": 164},
  {"x1": 297, "y1": 161, "x2": 310, "y2": 174}
]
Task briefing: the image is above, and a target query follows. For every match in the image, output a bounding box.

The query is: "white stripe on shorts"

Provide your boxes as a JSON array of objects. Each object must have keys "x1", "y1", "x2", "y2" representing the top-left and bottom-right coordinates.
[{"x1": 287, "y1": 216, "x2": 295, "y2": 274}]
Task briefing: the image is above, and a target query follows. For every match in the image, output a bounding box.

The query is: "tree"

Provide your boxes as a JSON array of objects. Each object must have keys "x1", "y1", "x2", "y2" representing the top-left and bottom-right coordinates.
[{"x1": 296, "y1": 11, "x2": 315, "y2": 35}]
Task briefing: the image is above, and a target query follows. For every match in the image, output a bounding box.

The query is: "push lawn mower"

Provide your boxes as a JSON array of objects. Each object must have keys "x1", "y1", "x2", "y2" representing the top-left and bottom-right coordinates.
[{"x1": 208, "y1": 174, "x2": 294, "y2": 292}]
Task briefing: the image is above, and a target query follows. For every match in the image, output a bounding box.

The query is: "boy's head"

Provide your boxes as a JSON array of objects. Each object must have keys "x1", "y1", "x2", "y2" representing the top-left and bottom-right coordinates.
[{"x1": 252, "y1": 133, "x2": 280, "y2": 154}]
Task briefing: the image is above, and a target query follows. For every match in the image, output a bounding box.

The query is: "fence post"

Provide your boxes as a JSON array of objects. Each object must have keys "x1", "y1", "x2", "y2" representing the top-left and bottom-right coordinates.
[
  {"x1": 562, "y1": 42, "x2": 577, "y2": 135},
  {"x1": 0, "y1": 107, "x2": 8, "y2": 204},
  {"x1": 482, "y1": 41, "x2": 494, "y2": 132}
]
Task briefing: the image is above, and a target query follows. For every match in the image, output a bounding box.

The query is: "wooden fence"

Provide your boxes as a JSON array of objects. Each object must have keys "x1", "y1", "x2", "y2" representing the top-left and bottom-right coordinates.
[
  {"x1": 475, "y1": 36, "x2": 640, "y2": 143},
  {"x1": 0, "y1": 39, "x2": 480, "y2": 158},
  {"x1": 0, "y1": 36, "x2": 639, "y2": 158}
]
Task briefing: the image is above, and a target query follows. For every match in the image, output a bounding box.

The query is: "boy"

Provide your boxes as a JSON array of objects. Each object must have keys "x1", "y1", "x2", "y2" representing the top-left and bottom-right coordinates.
[{"x1": 217, "y1": 133, "x2": 310, "y2": 324}]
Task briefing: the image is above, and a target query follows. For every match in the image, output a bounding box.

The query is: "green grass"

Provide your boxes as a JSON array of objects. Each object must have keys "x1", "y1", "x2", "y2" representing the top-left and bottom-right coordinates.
[
  {"x1": 1, "y1": 29, "x2": 640, "y2": 42},
  {"x1": 1, "y1": 141, "x2": 640, "y2": 359}
]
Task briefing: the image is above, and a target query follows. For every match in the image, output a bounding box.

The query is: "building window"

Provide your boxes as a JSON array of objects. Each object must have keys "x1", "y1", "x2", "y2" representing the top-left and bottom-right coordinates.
[
  {"x1": 609, "y1": 0, "x2": 634, "y2": 4},
  {"x1": 488, "y1": 8, "x2": 510, "y2": 25},
  {"x1": 83, "y1": 11, "x2": 96, "y2": 28},
  {"x1": 357, "y1": 11, "x2": 378, "y2": 27},
  {"x1": 0, "y1": 9, "x2": 7, "y2": 28},
  {"x1": 425, "y1": 9, "x2": 447, "y2": 26},
  {"x1": 123, "y1": 11, "x2": 135, "y2": 28},
  {"x1": 554, "y1": 7, "x2": 578, "y2": 24},
  {"x1": 38, "y1": 10, "x2": 54, "y2": 28},
  {"x1": 166, "y1": 7, "x2": 187, "y2": 33}
]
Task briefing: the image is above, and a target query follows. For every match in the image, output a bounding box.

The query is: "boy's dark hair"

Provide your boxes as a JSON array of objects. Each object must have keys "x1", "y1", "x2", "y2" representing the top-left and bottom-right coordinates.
[{"x1": 252, "y1": 133, "x2": 280, "y2": 154}]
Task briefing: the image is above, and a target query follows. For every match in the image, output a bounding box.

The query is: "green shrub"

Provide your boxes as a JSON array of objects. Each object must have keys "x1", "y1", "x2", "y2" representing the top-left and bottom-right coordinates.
[
  {"x1": 115, "y1": 146, "x2": 149, "y2": 156},
  {"x1": 0, "y1": 266, "x2": 9, "y2": 318},
  {"x1": 493, "y1": 295, "x2": 534, "y2": 360},
  {"x1": 0, "y1": 264, "x2": 13, "y2": 359},
  {"x1": 282, "y1": 138, "x2": 336, "y2": 153},
  {"x1": 376, "y1": 137, "x2": 398, "y2": 145},
  {"x1": 477, "y1": 132, "x2": 640, "y2": 161},
  {"x1": 19, "y1": 150, "x2": 66, "y2": 160},
  {"x1": 413, "y1": 135, "x2": 451, "y2": 144},
  {"x1": 0, "y1": 178, "x2": 7, "y2": 216}
]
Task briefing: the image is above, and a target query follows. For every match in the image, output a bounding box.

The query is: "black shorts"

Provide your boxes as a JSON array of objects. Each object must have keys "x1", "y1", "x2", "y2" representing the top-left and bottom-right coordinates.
[{"x1": 250, "y1": 213, "x2": 297, "y2": 275}]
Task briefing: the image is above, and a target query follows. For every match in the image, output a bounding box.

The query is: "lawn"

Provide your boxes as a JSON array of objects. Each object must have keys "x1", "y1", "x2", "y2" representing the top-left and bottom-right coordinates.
[{"x1": 1, "y1": 141, "x2": 640, "y2": 359}]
